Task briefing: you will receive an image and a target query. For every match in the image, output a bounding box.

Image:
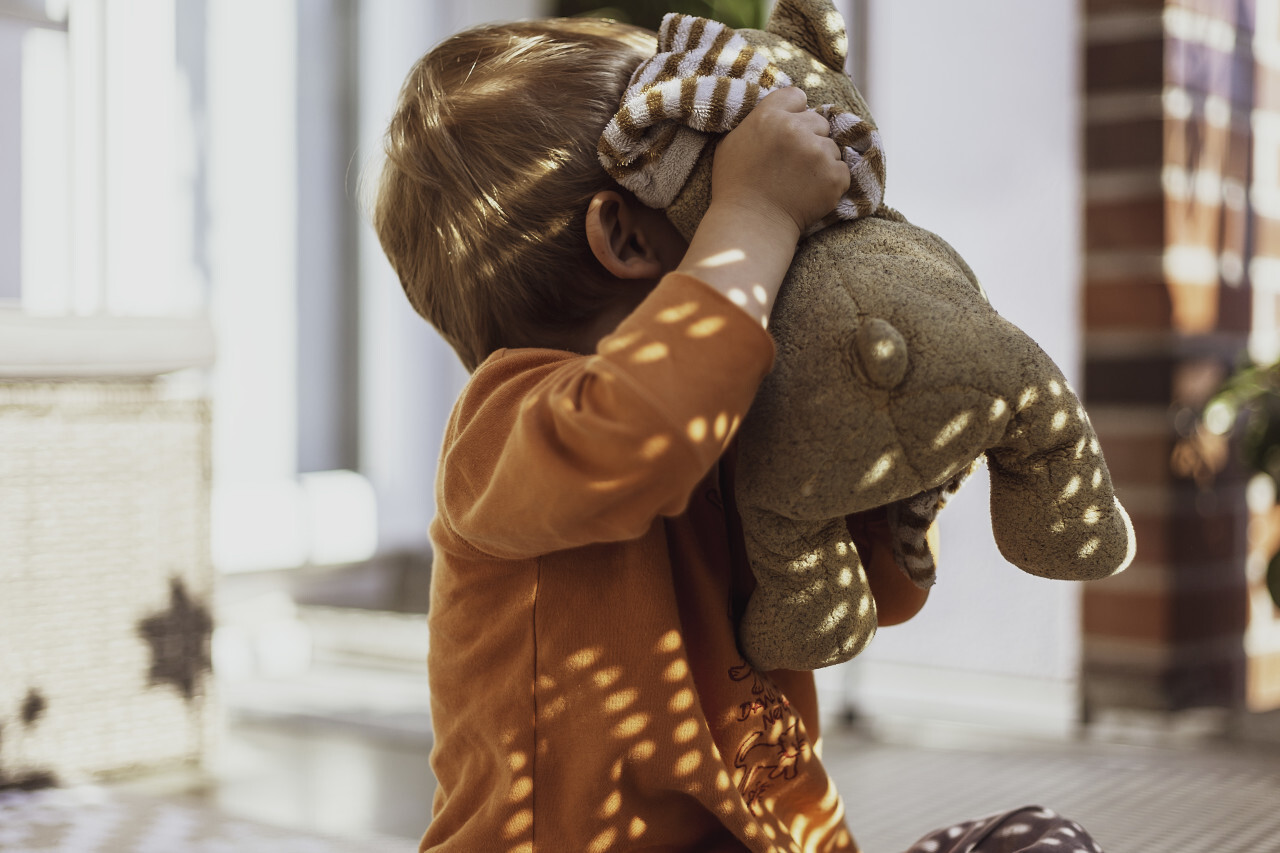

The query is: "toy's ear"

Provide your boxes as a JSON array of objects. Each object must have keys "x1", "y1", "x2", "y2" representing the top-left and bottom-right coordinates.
[{"x1": 766, "y1": 0, "x2": 849, "y2": 74}]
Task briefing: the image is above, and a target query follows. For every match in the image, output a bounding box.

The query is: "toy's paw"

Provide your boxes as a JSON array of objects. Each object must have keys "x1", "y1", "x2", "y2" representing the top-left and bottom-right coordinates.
[{"x1": 738, "y1": 516, "x2": 878, "y2": 670}]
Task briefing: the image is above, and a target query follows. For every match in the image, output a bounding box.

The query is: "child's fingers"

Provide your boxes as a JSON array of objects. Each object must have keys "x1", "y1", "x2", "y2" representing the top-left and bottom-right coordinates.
[{"x1": 759, "y1": 86, "x2": 809, "y2": 113}]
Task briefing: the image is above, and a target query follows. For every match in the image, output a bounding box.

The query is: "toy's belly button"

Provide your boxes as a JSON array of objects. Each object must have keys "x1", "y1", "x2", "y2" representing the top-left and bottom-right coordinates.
[{"x1": 855, "y1": 317, "x2": 908, "y2": 389}]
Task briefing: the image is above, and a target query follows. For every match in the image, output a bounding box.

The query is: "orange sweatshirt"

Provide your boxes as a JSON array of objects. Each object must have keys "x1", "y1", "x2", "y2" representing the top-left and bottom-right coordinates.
[{"x1": 422, "y1": 273, "x2": 858, "y2": 852}]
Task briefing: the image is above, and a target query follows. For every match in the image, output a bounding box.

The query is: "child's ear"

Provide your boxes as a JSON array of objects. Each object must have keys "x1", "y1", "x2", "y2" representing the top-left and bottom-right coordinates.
[{"x1": 584, "y1": 190, "x2": 668, "y2": 280}]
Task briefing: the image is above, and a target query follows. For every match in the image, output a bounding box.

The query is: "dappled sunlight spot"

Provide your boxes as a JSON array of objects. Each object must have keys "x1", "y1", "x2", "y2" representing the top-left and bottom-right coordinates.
[
  {"x1": 507, "y1": 751, "x2": 528, "y2": 773},
  {"x1": 605, "y1": 687, "x2": 639, "y2": 714},
  {"x1": 859, "y1": 452, "x2": 894, "y2": 487},
  {"x1": 727, "y1": 288, "x2": 749, "y2": 307},
  {"x1": 687, "y1": 417, "x2": 708, "y2": 442},
  {"x1": 674, "y1": 749, "x2": 703, "y2": 777},
  {"x1": 567, "y1": 647, "x2": 602, "y2": 672},
  {"x1": 1051, "y1": 520, "x2": 1066, "y2": 533},
  {"x1": 1049, "y1": 379, "x2": 1063, "y2": 396},
  {"x1": 828, "y1": 600, "x2": 849, "y2": 624},
  {"x1": 508, "y1": 842, "x2": 533, "y2": 853},
  {"x1": 857, "y1": 594, "x2": 871, "y2": 616},
  {"x1": 932, "y1": 411, "x2": 972, "y2": 448},
  {"x1": 1052, "y1": 410, "x2": 1069, "y2": 431},
  {"x1": 630, "y1": 739, "x2": 656, "y2": 761},
  {"x1": 657, "y1": 301, "x2": 699, "y2": 323},
  {"x1": 716, "y1": 769, "x2": 732, "y2": 791},
  {"x1": 632, "y1": 342, "x2": 669, "y2": 364},
  {"x1": 612, "y1": 712, "x2": 650, "y2": 738},
  {"x1": 1079, "y1": 538, "x2": 1101, "y2": 558},
  {"x1": 695, "y1": 248, "x2": 746, "y2": 269},
  {"x1": 663, "y1": 658, "x2": 689, "y2": 682},
  {"x1": 837, "y1": 566, "x2": 853, "y2": 586},
  {"x1": 1061, "y1": 475, "x2": 1081, "y2": 501},
  {"x1": 536, "y1": 674, "x2": 556, "y2": 691},
  {"x1": 990, "y1": 398, "x2": 1008, "y2": 420},
  {"x1": 753, "y1": 284, "x2": 768, "y2": 305},
  {"x1": 818, "y1": 777, "x2": 840, "y2": 810},
  {"x1": 586, "y1": 827, "x2": 617, "y2": 853},
  {"x1": 503, "y1": 808, "x2": 533, "y2": 839},
  {"x1": 834, "y1": 540, "x2": 848, "y2": 557},
  {"x1": 1092, "y1": 468, "x2": 1103, "y2": 488},
  {"x1": 713, "y1": 412, "x2": 730, "y2": 441},
  {"x1": 763, "y1": 823, "x2": 778, "y2": 840},
  {"x1": 593, "y1": 666, "x2": 622, "y2": 688},
  {"x1": 1083, "y1": 505, "x2": 1101, "y2": 525},
  {"x1": 610, "y1": 758, "x2": 624, "y2": 783},
  {"x1": 687, "y1": 315, "x2": 726, "y2": 338},
  {"x1": 628, "y1": 816, "x2": 647, "y2": 840},
  {"x1": 674, "y1": 718, "x2": 700, "y2": 743},
  {"x1": 656, "y1": 629, "x2": 682, "y2": 653},
  {"x1": 1018, "y1": 387, "x2": 1039, "y2": 409},
  {"x1": 1090, "y1": 438, "x2": 1101, "y2": 453},
  {"x1": 600, "y1": 331, "x2": 640, "y2": 355},
  {"x1": 804, "y1": 71, "x2": 823, "y2": 87},
  {"x1": 539, "y1": 695, "x2": 567, "y2": 722},
  {"x1": 510, "y1": 775, "x2": 533, "y2": 802},
  {"x1": 800, "y1": 474, "x2": 818, "y2": 497},
  {"x1": 534, "y1": 147, "x2": 573, "y2": 174},
  {"x1": 589, "y1": 477, "x2": 628, "y2": 492},
  {"x1": 1074, "y1": 436, "x2": 1087, "y2": 458},
  {"x1": 668, "y1": 687, "x2": 695, "y2": 713},
  {"x1": 641, "y1": 434, "x2": 671, "y2": 460},
  {"x1": 598, "y1": 790, "x2": 622, "y2": 819}
]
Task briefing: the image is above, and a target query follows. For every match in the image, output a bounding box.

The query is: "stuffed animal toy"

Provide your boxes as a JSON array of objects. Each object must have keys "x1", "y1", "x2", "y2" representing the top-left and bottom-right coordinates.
[{"x1": 600, "y1": 0, "x2": 1136, "y2": 671}]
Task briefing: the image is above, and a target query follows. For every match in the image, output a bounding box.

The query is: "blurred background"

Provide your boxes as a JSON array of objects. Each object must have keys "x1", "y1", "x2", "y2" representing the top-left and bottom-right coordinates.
[{"x1": 2, "y1": 0, "x2": 1280, "y2": 849}]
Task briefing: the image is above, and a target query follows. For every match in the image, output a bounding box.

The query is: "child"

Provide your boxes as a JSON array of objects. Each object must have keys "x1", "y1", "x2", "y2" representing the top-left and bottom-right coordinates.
[{"x1": 373, "y1": 17, "x2": 1105, "y2": 853}]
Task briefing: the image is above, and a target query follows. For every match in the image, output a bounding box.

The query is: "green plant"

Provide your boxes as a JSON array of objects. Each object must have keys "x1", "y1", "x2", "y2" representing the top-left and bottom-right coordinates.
[{"x1": 1206, "y1": 360, "x2": 1280, "y2": 609}]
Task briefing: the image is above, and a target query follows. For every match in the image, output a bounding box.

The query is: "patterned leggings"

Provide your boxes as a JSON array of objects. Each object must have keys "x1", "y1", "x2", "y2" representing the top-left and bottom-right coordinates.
[{"x1": 905, "y1": 806, "x2": 1104, "y2": 853}]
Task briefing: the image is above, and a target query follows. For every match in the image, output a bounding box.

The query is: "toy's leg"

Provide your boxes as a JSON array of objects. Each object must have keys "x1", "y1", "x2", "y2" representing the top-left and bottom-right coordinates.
[
  {"x1": 737, "y1": 513, "x2": 877, "y2": 671},
  {"x1": 987, "y1": 391, "x2": 1135, "y2": 581}
]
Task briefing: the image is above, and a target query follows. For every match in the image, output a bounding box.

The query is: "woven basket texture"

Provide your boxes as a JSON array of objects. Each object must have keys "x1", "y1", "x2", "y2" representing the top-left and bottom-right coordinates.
[{"x1": 0, "y1": 381, "x2": 215, "y2": 786}]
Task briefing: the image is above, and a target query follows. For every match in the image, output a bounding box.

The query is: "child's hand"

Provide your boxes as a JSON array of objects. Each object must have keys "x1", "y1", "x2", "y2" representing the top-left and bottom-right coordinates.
[
  {"x1": 675, "y1": 88, "x2": 849, "y2": 327},
  {"x1": 712, "y1": 87, "x2": 850, "y2": 240}
]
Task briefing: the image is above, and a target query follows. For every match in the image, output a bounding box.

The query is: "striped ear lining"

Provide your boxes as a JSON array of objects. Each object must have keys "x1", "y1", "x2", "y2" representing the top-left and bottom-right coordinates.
[
  {"x1": 598, "y1": 12, "x2": 886, "y2": 219},
  {"x1": 886, "y1": 462, "x2": 978, "y2": 589}
]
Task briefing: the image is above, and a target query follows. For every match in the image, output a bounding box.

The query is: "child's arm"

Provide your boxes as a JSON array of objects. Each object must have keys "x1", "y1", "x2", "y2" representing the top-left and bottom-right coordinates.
[
  {"x1": 678, "y1": 87, "x2": 851, "y2": 329},
  {"x1": 440, "y1": 88, "x2": 848, "y2": 559}
]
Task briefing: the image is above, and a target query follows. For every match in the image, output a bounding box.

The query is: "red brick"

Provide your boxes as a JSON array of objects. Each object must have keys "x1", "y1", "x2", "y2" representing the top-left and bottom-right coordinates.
[
  {"x1": 1084, "y1": 279, "x2": 1174, "y2": 331},
  {"x1": 1088, "y1": 119, "x2": 1164, "y2": 170},
  {"x1": 1087, "y1": 198, "x2": 1164, "y2": 251},
  {"x1": 1086, "y1": 40, "x2": 1165, "y2": 94},
  {"x1": 1084, "y1": 584, "x2": 1248, "y2": 643}
]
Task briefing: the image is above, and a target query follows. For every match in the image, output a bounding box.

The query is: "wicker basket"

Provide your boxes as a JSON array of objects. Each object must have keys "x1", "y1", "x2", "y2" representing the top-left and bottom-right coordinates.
[{"x1": 0, "y1": 380, "x2": 215, "y2": 786}]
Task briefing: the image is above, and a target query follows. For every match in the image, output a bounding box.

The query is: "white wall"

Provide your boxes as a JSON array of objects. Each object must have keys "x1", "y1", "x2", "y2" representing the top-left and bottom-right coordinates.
[{"x1": 828, "y1": 0, "x2": 1086, "y2": 737}]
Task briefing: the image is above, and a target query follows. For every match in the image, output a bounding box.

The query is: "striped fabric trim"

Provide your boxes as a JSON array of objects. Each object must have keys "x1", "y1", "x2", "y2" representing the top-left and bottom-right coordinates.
[
  {"x1": 599, "y1": 12, "x2": 885, "y2": 223},
  {"x1": 886, "y1": 461, "x2": 977, "y2": 589}
]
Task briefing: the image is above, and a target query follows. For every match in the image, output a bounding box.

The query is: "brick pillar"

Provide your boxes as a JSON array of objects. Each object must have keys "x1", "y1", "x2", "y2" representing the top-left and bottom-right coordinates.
[{"x1": 1082, "y1": 0, "x2": 1270, "y2": 711}]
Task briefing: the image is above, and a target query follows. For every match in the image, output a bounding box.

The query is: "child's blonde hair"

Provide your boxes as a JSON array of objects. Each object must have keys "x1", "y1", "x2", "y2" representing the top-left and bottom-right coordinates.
[{"x1": 373, "y1": 19, "x2": 655, "y2": 371}]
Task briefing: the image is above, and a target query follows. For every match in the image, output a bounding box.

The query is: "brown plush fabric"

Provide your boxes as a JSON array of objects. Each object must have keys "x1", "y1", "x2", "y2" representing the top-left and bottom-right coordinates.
[{"x1": 604, "y1": 0, "x2": 1136, "y2": 672}]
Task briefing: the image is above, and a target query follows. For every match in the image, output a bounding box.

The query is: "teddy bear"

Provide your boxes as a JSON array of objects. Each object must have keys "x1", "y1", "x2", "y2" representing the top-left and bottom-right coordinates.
[{"x1": 599, "y1": 0, "x2": 1136, "y2": 671}]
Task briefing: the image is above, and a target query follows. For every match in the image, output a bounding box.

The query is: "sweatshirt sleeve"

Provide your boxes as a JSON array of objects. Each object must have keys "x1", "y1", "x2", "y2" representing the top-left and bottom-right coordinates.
[{"x1": 437, "y1": 273, "x2": 776, "y2": 560}]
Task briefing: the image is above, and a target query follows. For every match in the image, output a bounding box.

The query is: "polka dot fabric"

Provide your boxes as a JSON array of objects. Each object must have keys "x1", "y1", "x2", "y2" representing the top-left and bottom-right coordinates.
[{"x1": 905, "y1": 806, "x2": 1104, "y2": 853}]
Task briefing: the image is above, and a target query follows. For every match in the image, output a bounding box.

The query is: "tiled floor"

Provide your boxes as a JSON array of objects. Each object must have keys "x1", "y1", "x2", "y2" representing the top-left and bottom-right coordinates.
[{"x1": 106, "y1": 663, "x2": 1280, "y2": 853}]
